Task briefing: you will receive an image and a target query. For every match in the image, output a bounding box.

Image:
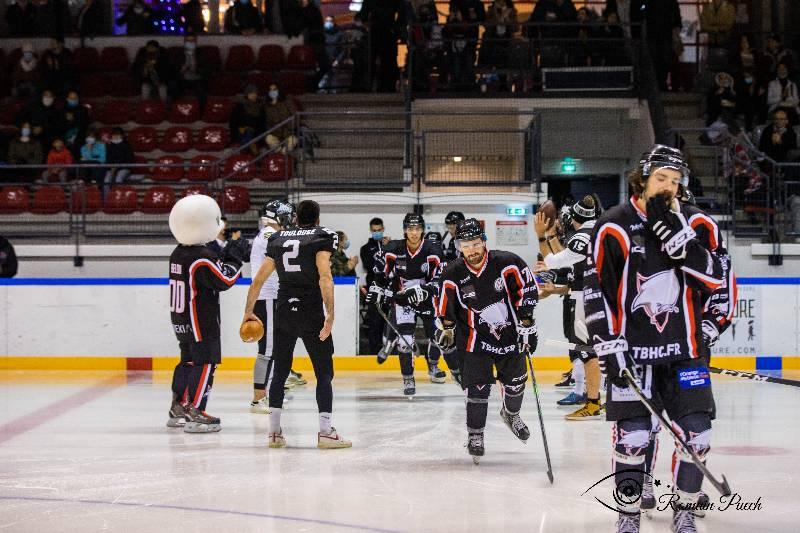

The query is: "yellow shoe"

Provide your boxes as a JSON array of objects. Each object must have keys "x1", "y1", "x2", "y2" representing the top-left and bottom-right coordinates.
[{"x1": 565, "y1": 401, "x2": 602, "y2": 421}]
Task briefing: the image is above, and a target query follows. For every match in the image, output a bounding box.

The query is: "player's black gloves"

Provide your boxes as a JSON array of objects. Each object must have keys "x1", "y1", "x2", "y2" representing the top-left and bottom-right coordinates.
[
  {"x1": 646, "y1": 193, "x2": 697, "y2": 261},
  {"x1": 516, "y1": 320, "x2": 538, "y2": 354},
  {"x1": 537, "y1": 269, "x2": 558, "y2": 284},
  {"x1": 365, "y1": 283, "x2": 391, "y2": 306},
  {"x1": 395, "y1": 285, "x2": 430, "y2": 307},
  {"x1": 594, "y1": 335, "x2": 634, "y2": 388},
  {"x1": 434, "y1": 318, "x2": 455, "y2": 350}
]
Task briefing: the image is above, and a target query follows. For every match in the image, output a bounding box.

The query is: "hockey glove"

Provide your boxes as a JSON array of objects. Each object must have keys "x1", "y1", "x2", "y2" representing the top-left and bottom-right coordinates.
[
  {"x1": 433, "y1": 318, "x2": 455, "y2": 350},
  {"x1": 646, "y1": 194, "x2": 697, "y2": 261},
  {"x1": 516, "y1": 320, "x2": 538, "y2": 354},
  {"x1": 701, "y1": 319, "x2": 720, "y2": 348},
  {"x1": 395, "y1": 285, "x2": 430, "y2": 307},
  {"x1": 594, "y1": 335, "x2": 634, "y2": 388},
  {"x1": 365, "y1": 283, "x2": 391, "y2": 306},
  {"x1": 537, "y1": 269, "x2": 558, "y2": 285}
]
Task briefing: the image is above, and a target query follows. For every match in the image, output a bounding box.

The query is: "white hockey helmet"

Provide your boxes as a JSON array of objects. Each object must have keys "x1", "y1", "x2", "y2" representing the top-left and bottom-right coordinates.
[{"x1": 168, "y1": 195, "x2": 224, "y2": 245}]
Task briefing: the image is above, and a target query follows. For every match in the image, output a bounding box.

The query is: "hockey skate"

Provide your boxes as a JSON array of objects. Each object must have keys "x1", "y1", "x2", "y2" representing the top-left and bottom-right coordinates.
[
  {"x1": 317, "y1": 427, "x2": 352, "y2": 449},
  {"x1": 286, "y1": 369, "x2": 307, "y2": 387},
  {"x1": 467, "y1": 432, "x2": 485, "y2": 464},
  {"x1": 693, "y1": 492, "x2": 709, "y2": 518},
  {"x1": 555, "y1": 370, "x2": 574, "y2": 388},
  {"x1": 671, "y1": 508, "x2": 698, "y2": 533},
  {"x1": 499, "y1": 407, "x2": 530, "y2": 442},
  {"x1": 564, "y1": 401, "x2": 602, "y2": 421},
  {"x1": 183, "y1": 405, "x2": 221, "y2": 433},
  {"x1": 557, "y1": 392, "x2": 586, "y2": 405},
  {"x1": 268, "y1": 430, "x2": 286, "y2": 448},
  {"x1": 403, "y1": 376, "x2": 416, "y2": 397},
  {"x1": 249, "y1": 396, "x2": 270, "y2": 414},
  {"x1": 615, "y1": 512, "x2": 641, "y2": 533},
  {"x1": 427, "y1": 361, "x2": 446, "y2": 384},
  {"x1": 640, "y1": 476, "x2": 656, "y2": 518},
  {"x1": 166, "y1": 400, "x2": 187, "y2": 427}
]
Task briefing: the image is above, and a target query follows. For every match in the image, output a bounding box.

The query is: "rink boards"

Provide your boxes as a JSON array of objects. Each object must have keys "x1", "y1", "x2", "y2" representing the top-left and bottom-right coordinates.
[{"x1": 0, "y1": 277, "x2": 798, "y2": 372}]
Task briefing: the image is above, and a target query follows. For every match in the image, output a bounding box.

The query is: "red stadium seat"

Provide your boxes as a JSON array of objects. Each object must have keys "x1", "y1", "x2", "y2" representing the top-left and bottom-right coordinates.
[
  {"x1": 195, "y1": 126, "x2": 229, "y2": 151},
  {"x1": 225, "y1": 44, "x2": 255, "y2": 72},
  {"x1": 160, "y1": 127, "x2": 192, "y2": 152},
  {"x1": 97, "y1": 99, "x2": 132, "y2": 125},
  {"x1": 287, "y1": 45, "x2": 316, "y2": 70},
  {"x1": 31, "y1": 186, "x2": 68, "y2": 214},
  {"x1": 129, "y1": 127, "x2": 159, "y2": 152},
  {"x1": 246, "y1": 71, "x2": 273, "y2": 93},
  {"x1": 100, "y1": 47, "x2": 129, "y2": 71},
  {"x1": 202, "y1": 98, "x2": 233, "y2": 123},
  {"x1": 208, "y1": 74, "x2": 242, "y2": 97},
  {"x1": 184, "y1": 185, "x2": 210, "y2": 197},
  {"x1": 218, "y1": 186, "x2": 250, "y2": 214},
  {"x1": 279, "y1": 72, "x2": 309, "y2": 95},
  {"x1": 80, "y1": 73, "x2": 109, "y2": 97},
  {"x1": 187, "y1": 155, "x2": 219, "y2": 181},
  {"x1": 153, "y1": 155, "x2": 185, "y2": 181},
  {"x1": 135, "y1": 100, "x2": 167, "y2": 125},
  {"x1": 70, "y1": 185, "x2": 101, "y2": 214},
  {"x1": 141, "y1": 186, "x2": 176, "y2": 214},
  {"x1": 103, "y1": 186, "x2": 138, "y2": 214},
  {"x1": 198, "y1": 45, "x2": 222, "y2": 71},
  {"x1": 73, "y1": 47, "x2": 100, "y2": 73},
  {"x1": 261, "y1": 153, "x2": 294, "y2": 181},
  {"x1": 108, "y1": 74, "x2": 139, "y2": 97},
  {"x1": 168, "y1": 98, "x2": 200, "y2": 124},
  {"x1": 0, "y1": 186, "x2": 29, "y2": 214},
  {"x1": 256, "y1": 44, "x2": 286, "y2": 71},
  {"x1": 223, "y1": 154, "x2": 256, "y2": 181}
]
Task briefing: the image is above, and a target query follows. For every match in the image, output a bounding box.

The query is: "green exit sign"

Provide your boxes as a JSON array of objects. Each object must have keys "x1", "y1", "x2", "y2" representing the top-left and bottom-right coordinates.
[
  {"x1": 561, "y1": 157, "x2": 578, "y2": 173},
  {"x1": 506, "y1": 207, "x2": 528, "y2": 216}
]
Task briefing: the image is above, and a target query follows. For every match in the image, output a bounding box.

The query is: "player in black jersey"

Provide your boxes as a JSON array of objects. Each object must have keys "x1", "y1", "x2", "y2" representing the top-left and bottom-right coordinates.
[
  {"x1": 243, "y1": 200, "x2": 351, "y2": 449},
  {"x1": 166, "y1": 195, "x2": 245, "y2": 433},
  {"x1": 435, "y1": 219, "x2": 539, "y2": 462},
  {"x1": 366, "y1": 213, "x2": 460, "y2": 395},
  {"x1": 442, "y1": 211, "x2": 465, "y2": 261}
]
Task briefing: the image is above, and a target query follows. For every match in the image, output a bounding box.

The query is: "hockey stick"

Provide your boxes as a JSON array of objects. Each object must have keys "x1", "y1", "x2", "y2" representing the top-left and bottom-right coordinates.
[
  {"x1": 524, "y1": 347, "x2": 554, "y2": 484},
  {"x1": 545, "y1": 339, "x2": 800, "y2": 388},
  {"x1": 374, "y1": 303, "x2": 415, "y2": 353},
  {"x1": 621, "y1": 368, "x2": 732, "y2": 497}
]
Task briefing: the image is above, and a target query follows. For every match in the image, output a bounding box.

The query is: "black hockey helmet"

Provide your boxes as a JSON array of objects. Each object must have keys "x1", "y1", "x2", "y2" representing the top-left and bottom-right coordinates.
[
  {"x1": 425, "y1": 231, "x2": 443, "y2": 244},
  {"x1": 260, "y1": 199, "x2": 296, "y2": 228},
  {"x1": 570, "y1": 195, "x2": 600, "y2": 224},
  {"x1": 639, "y1": 144, "x2": 690, "y2": 187},
  {"x1": 403, "y1": 213, "x2": 425, "y2": 229},
  {"x1": 445, "y1": 211, "x2": 465, "y2": 225},
  {"x1": 455, "y1": 218, "x2": 486, "y2": 242}
]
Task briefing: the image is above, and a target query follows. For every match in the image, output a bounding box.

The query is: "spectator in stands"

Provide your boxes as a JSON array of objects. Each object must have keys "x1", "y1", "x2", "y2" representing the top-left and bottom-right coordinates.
[
  {"x1": 132, "y1": 40, "x2": 171, "y2": 101},
  {"x1": 707, "y1": 71, "x2": 737, "y2": 126},
  {"x1": 636, "y1": 0, "x2": 681, "y2": 91},
  {"x1": 23, "y1": 89, "x2": 64, "y2": 149},
  {"x1": 79, "y1": 129, "x2": 106, "y2": 185},
  {"x1": 360, "y1": 217, "x2": 388, "y2": 354},
  {"x1": 480, "y1": 0, "x2": 517, "y2": 69},
  {"x1": 11, "y1": 43, "x2": 41, "y2": 98},
  {"x1": 318, "y1": 16, "x2": 346, "y2": 92},
  {"x1": 116, "y1": 0, "x2": 154, "y2": 35},
  {"x1": 568, "y1": 6, "x2": 596, "y2": 66},
  {"x1": 230, "y1": 85, "x2": 266, "y2": 154},
  {"x1": 5, "y1": 0, "x2": 36, "y2": 36},
  {"x1": 224, "y1": 0, "x2": 263, "y2": 35},
  {"x1": 34, "y1": 0, "x2": 71, "y2": 37},
  {"x1": 736, "y1": 69, "x2": 767, "y2": 131},
  {"x1": 61, "y1": 90, "x2": 89, "y2": 158},
  {"x1": 357, "y1": 0, "x2": 406, "y2": 92},
  {"x1": 526, "y1": 0, "x2": 576, "y2": 40},
  {"x1": 0, "y1": 235, "x2": 18, "y2": 278},
  {"x1": 732, "y1": 34, "x2": 767, "y2": 82},
  {"x1": 759, "y1": 110, "x2": 797, "y2": 163},
  {"x1": 174, "y1": 33, "x2": 209, "y2": 109},
  {"x1": 700, "y1": 0, "x2": 735, "y2": 47},
  {"x1": 103, "y1": 128, "x2": 136, "y2": 196},
  {"x1": 597, "y1": 11, "x2": 626, "y2": 66},
  {"x1": 265, "y1": 83, "x2": 298, "y2": 152},
  {"x1": 767, "y1": 63, "x2": 800, "y2": 126},
  {"x1": 301, "y1": 0, "x2": 328, "y2": 87},
  {"x1": 181, "y1": 0, "x2": 205, "y2": 34},
  {"x1": 77, "y1": 0, "x2": 108, "y2": 39},
  {"x1": 443, "y1": 8, "x2": 473, "y2": 90},
  {"x1": 410, "y1": 2, "x2": 445, "y2": 92},
  {"x1": 331, "y1": 231, "x2": 359, "y2": 276},
  {"x1": 40, "y1": 38, "x2": 74, "y2": 95},
  {"x1": 43, "y1": 137, "x2": 74, "y2": 183},
  {"x1": 763, "y1": 34, "x2": 795, "y2": 79},
  {"x1": 7, "y1": 122, "x2": 44, "y2": 180},
  {"x1": 264, "y1": 0, "x2": 305, "y2": 37},
  {"x1": 603, "y1": 0, "x2": 633, "y2": 38}
]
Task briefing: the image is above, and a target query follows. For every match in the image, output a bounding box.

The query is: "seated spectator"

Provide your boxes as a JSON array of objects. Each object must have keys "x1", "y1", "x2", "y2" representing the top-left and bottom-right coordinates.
[
  {"x1": 597, "y1": 11, "x2": 626, "y2": 66},
  {"x1": 731, "y1": 34, "x2": 766, "y2": 81},
  {"x1": 230, "y1": 85, "x2": 266, "y2": 154},
  {"x1": 5, "y1": 0, "x2": 36, "y2": 36},
  {"x1": 79, "y1": 129, "x2": 106, "y2": 184},
  {"x1": 707, "y1": 71, "x2": 737, "y2": 126},
  {"x1": 699, "y1": 0, "x2": 734, "y2": 47},
  {"x1": 43, "y1": 137, "x2": 74, "y2": 183},
  {"x1": 181, "y1": 0, "x2": 206, "y2": 34},
  {"x1": 104, "y1": 128, "x2": 137, "y2": 196},
  {"x1": 174, "y1": 33, "x2": 210, "y2": 108},
  {"x1": 265, "y1": 84, "x2": 298, "y2": 152},
  {"x1": 736, "y1": 69, "x2": 767, "y2": 132},
  {"x1": 763, "y1": 34, "x2": 795, "y2": 80},
  {"x1": 22, "y1": 89, "x2": 64, "y2": 148},
  {"x1": 7, "y1": 122, "x2": 44, "y2": 181},
  {"x1": 132, "y1": 40, "x2": 172, "y2": 101},
  {"x1": 480, "y1": 0, "x2": 517, "y2": 69},
  {"x1": 116, "y1": 0, "x2": 154, "y2": 35},
  {"x1": 61, "y1": 90, "x2": 89, "y2": 158},
  {"x1": 33, "y1": 0, "x2": 71, "y2": 37},
  {"x1": 224, "y1": 0, "x2": 263, "y2": 35},
  {"x1": 759, "y1": 110, "x2": 797, "y2": 163},
  {"x1": 0, "y1": 235, "x2": 18, "y2": 278},
  {"x1": 330, "y1": 231, "x2": 359, "y2": 276},
  {"x1": 78, "y1": 0, "x2": 108, "y2": 39},
  {"x1": 767, "y1": 63, "x2": 800, "y2": 126},
  {"x1": 11, "y1": 43, "x2": 41, "y2": 98},
  {"x1": 40, "y1": 38, "x2": 74, "y2": 95}
]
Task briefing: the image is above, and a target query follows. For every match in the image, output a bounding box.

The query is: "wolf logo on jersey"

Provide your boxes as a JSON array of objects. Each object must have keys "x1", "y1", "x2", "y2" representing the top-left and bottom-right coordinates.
[
  {"x1": 632, "y1": 270, "x2": 680, "y2": 333},
  {"x1": 476, "y1": 300, "x2": 512, "y2": 340}
]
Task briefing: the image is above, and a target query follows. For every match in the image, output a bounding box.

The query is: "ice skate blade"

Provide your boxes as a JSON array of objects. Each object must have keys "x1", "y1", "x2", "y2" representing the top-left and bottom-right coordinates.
[
  {"x1": 166, "y1": 417, "x2": 185, "y2": 428},
  {"x1": 184, "y1": 422, "x2": 221, "y2": 433}
]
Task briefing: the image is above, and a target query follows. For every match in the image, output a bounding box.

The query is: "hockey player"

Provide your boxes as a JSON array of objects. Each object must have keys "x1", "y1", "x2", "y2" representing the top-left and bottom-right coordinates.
[
  {"x1": 442, "y1": 211, "x2": 465, "y2": 261},
  {"x1": 535, "y1": 195, "x2": 603, "y2": 420},
  {"x1": 584, "y1": 145, "x2": 731, "y2": 532},
  {"x1": 435, "y1": 219, "x2": 539, "y2": 462},
  {"x1": 166, "y1": 195, "x2": 244, "y2": 433},
  {"x1": 243, "y1": 200, "x2": 351, "y2": 449},
  {"x1": 366, "y1": 213, "x2": 460, "y2": 395},
  {"x1": 248, "y1": 199, "x2": 307, "y2": 415}
]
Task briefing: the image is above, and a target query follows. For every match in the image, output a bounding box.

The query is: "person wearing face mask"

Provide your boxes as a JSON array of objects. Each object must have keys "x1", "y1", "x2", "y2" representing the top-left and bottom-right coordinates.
[
  {"x1": 11, "y1": 43, "x2": 41, "y2": 98},
  {"x1": 60, "y1": 90, "x2": 90, "y2": 158},
  {"x1": 103, "y1": 128, "x2": 137, "y2": 196},
  {"x1": 116, "y1": 0, "x2": 154, "y2": 35},
  {"x1": 735, "y1": 68, "x2": 767, "y2": 131},
  {"x1": 330, "y1": 231, "x2": 360, "y2": 276},
  {"x1": 174, "y1": 34, "x2": 209, "y2": 110},
  {"x1": 40, "y1": 38, "x2": 74, "y2": 94},
  {"x1": 20, "y1": 89, "x2": 64, "y2": 149},
  {"x1": 43, "y1": 137, "x2": 74, "y2": 184},
  {"x1": 767, "y1": 62, "x2": 800, "y2": 127},
  {"x1": 79, "y1": 129, "x2": 107, "y2": 185},
  {"x1": 265, "y1": 84, "x2": 298, "y2": 152},
  {"x1": 8, "y1": 122, "x2": 44, "y2": 181},
  {"x1": 359, "y1": 217, "x2": 390, "y2": 354},
  {"x1": 318, "y1": 16, "x2": 347, "y2": 92},
  {"x1": 224, "y1": 0, "x2": 263, "y2": 35}
]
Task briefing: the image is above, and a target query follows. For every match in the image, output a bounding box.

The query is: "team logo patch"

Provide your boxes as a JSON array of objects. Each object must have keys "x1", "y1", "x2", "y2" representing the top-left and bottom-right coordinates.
[
  {"x1": 677, "y1": 367, "x2": 711, "y2": 389},
  {"x1": 494, "y1": 278, "x2": 505, "y2": 292},
  {"x1": 475, "y1": 301, "x2": 511, "y2": 340},
  {"x1": 421, "y1": 262, "x2": 429, "y2": 274},
  {"x1": 632, "y1": 270, "x2": 680, "y2": 333}
]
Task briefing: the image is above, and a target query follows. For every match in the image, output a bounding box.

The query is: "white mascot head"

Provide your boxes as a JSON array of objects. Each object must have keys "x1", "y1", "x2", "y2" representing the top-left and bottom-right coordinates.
[{"x1": 169, "y1": 195, "x2": 224, "y2": 245}]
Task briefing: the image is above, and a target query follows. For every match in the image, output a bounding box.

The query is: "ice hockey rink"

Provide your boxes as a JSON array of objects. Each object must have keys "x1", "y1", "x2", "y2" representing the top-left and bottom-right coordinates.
[{"x1": 0, "y1": 368, "x2": 797, "y2": 533}]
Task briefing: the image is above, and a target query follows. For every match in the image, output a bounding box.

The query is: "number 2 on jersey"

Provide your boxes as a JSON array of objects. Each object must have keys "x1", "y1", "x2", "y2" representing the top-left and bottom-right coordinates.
[
  {"x1": 169, "y1": 279, "x2": 185, "y2": 313},
  {"x1": 283, "y1": 239, "x2": 301, "y2": 272}
]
